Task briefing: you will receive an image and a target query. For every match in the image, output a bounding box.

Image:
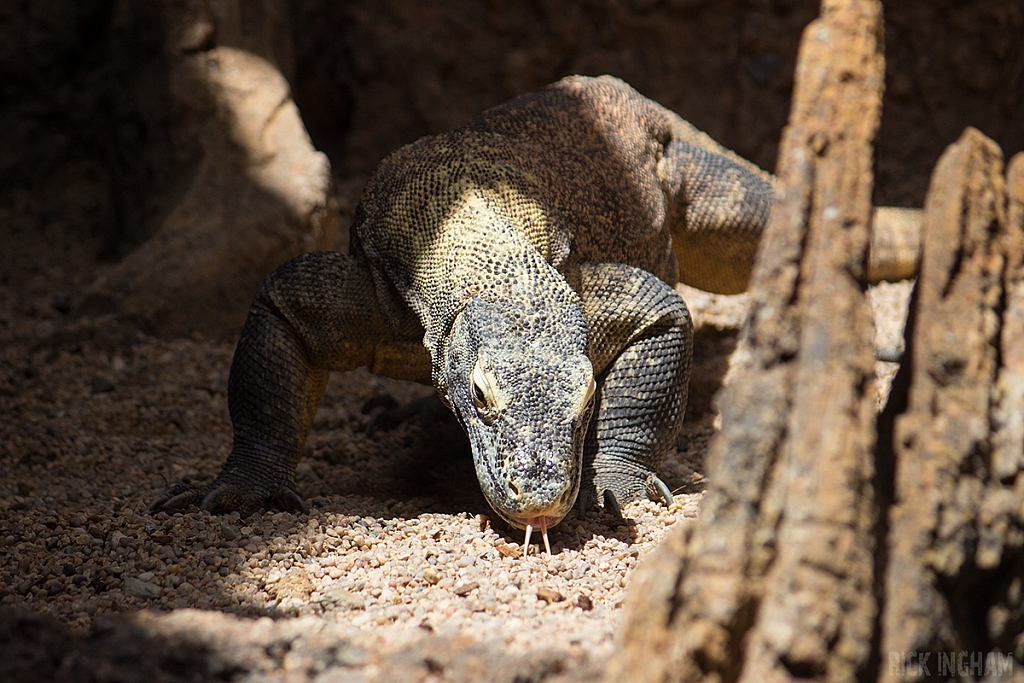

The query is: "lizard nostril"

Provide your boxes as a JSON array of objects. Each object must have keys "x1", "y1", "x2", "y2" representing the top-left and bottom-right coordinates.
[{"x1": 508, "y1": 480, "x2": 521, "y2": 499}]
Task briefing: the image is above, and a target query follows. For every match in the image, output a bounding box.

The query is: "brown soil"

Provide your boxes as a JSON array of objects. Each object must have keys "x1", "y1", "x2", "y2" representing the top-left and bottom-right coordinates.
[{"x1": 0, "y1": 199, "x2": 911, "y2": 682}]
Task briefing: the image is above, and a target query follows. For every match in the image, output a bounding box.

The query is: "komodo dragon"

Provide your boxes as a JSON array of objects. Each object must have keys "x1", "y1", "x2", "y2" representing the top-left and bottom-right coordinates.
[{"x1": 150, "y1": 75, "x2": 920, "y2": 552}]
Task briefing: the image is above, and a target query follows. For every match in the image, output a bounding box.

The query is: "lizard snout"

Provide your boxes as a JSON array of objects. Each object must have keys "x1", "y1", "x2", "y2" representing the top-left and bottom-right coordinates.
[{"x1": 498, "y1": 464, "x2": 577, "y2": 529}]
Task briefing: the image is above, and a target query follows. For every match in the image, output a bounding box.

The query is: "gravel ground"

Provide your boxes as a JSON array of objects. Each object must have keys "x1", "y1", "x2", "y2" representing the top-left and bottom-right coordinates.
[{"x1": 0, "y1": 219, "x2": 911, "y2": 682}]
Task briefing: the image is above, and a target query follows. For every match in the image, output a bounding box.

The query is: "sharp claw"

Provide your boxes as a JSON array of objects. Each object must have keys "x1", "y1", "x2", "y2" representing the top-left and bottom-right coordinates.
[
  {"x1": 541, "y1": 519, "x2": 551, "y2": 555},
  {"x1": 576, "y1": 489, "x2": 591, "y2": 521},
  {"x1": 200, "y1": 487, "x2": 231, "y2": 513},
  {"x1": 649, "y1": 476, "x2": 675, "y2": 507},
  {"x1": 523, "y1": 524, "x2": 533, "y2": 558},
  {"x1": 148, "y1": 483, "x2": 190, "y2": 512},
  {"x1": 602, "y1": 489, "x2": 623, "y2": 520},
  {"x1": 159, "y1": 491, "x2": 198, "y2": 511},
  {"x1": 280, "y1": 488, "x2": 309, "y2": 515}
]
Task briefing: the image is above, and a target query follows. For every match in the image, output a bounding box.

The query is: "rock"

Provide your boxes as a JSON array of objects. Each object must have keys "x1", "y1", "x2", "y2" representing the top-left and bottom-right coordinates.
[
  {"x1": 422, "y1": 567, "x2": 441, "y2": 585},
  {"x1": 272, "y1": 569, "x2": 314, "y2": 600},
  {"x1": 219, "y1": 522, "x2": 237, "y2": 542},
  {"x1": 495, "y1": 543, "x2": 519, "y2": 558},
  {"x1": 452, "y1": 582, "x2": 478, "y2": 597},
  {"x1": 123, "y1": 577, "x2": 162, "y2": 599},
  {"x1": 319, "y1": 585, "x2": 366, "y2": 612},
  {"x1": 82, "y1": 2, "x2": 339, "y2": 339},
  {"x1": 91, "y1": 377, "x2": 115, "y2": 394},
  {"x1": 536, "y1": 587, "x2": 564, "y2": 604}
]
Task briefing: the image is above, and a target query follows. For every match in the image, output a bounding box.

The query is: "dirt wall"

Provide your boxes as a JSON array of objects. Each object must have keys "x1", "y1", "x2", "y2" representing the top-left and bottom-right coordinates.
[
  {"x1": 290, "y1": 0, "x2": 1023, "y2": 208},
  {"x1": 1, "y1": 0, "x2": 1022, "y2": 271}
]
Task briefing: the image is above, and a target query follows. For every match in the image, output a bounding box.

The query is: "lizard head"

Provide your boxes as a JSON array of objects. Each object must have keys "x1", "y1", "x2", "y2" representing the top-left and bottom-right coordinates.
[{"x1": 443, "y1": 296, "x2": 595, "y2": 535}]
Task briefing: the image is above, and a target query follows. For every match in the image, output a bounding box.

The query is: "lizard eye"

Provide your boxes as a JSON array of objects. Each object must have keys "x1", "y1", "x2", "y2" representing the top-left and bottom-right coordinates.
[{"x1": 471, "y1": 361, "x2": 494, "y2": 412}]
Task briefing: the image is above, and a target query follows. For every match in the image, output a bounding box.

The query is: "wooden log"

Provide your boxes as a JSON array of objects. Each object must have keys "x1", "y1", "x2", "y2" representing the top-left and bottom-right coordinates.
[
  {"x1": 608, "y1": 1, "x2": 886, "y2": 681},
  {"x1": 880, "y1": 130, "x2": 1024, "y2": 680}
]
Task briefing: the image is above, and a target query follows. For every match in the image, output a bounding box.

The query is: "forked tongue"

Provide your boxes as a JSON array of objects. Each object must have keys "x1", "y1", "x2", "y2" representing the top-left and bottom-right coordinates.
[{"x1": 522, "y1": 518, "x2": 551, "y2": 557}]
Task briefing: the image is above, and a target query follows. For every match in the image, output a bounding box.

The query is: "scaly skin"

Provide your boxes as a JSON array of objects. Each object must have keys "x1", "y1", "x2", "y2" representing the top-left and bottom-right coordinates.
[{"x1": 151, "y1": 76, "x2": 918, "y2": 544}]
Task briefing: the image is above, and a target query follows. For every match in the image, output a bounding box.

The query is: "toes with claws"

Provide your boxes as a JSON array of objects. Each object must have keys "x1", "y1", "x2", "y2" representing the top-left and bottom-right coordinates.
[
  {"x1": 148, "y1": 478, "x2": 308, "y2": 517},
  {"x1": 602, "y1": 489, "x2": 623, "y2": 520},
  {"x1": 646, "y1": 474, "x2": 675, "y2": 507}
]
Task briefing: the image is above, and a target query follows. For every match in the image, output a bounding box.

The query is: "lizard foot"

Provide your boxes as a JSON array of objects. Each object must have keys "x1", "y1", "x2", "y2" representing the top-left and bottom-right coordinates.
[
  {"x1": 148, "y1": 476, "x2": 308, "y2": 517},
  {"x1": 603, "y1": 489, "x2": 623, "y2": 520},
  {"x1": 574, "y1": 488, "x2": 625, "y2": 522},
  {"x1": 579, "y1": 467, "x2": 674, "y2": 520}
]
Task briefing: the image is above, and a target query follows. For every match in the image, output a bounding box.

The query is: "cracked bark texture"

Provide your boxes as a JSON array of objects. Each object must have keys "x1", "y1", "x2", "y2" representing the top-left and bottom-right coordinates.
[
  {"x1": 879, "y1": 130, "x2": 1024, "y2": 679},
  {"x1": 611, "y1": 2, "x2": 1024, "y2": 681},
  {"x1": 608, "y1": 1, "x2": 885, "y2": 681}
]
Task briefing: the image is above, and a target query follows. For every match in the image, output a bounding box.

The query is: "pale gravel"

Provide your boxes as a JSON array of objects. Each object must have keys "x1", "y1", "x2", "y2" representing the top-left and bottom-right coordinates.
[{"x1": 0, "y1": 221, "x2": 911, "y2": 681}]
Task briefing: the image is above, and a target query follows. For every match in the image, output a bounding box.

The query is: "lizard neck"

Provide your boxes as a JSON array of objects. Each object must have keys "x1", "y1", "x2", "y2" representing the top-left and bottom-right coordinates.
[{"x1": 411, "y1": 189, "x2": 583, "y2": 400}]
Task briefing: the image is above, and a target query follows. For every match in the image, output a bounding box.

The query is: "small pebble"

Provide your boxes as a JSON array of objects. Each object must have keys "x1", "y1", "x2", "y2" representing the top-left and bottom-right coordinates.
[
  {"x1": 452, "y1": 582, "x2": 479, "y2": 597},
  {"x1": 220, "y1": 522, "x2": 237, "y2": 541},
  {"x1": 320, "y1": 585, "x2": 366, "y2": 612},
  {"x1": 536, "y1": 587, "x2": 564, "y2": 603},
  {"x1": 91, "y1": 376, "x2": 115, "y2": 394},
  {"x1": 123, "y1": 577, "x2": 162, "y2": 599},
  {"x1": 495, "y1": 543, "x2": 519, "y2": 558},
  {"x1": 5, "y1": 270, "x2": 826, "y2": 664}
]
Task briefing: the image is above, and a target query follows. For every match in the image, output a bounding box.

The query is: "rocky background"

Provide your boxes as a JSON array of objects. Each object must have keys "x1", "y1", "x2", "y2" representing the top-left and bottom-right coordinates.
[{"x1": 1, "y1": 1, "x2": 1023, "y2": 682}]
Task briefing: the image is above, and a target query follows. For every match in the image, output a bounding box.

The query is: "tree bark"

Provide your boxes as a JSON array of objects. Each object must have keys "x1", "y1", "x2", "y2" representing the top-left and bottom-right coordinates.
[
  {"x1": 880, "y1": 129, "x2": 1024, "y2": 680},
  {"x1": 609, "y1": 1, "x2": 1024, "y2": 681}
]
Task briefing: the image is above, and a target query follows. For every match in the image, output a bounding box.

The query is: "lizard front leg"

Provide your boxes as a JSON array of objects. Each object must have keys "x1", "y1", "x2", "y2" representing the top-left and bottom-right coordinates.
[
  {"x1": 149, "y1": 250, "x2": 426, "y2": 516},
  {"x1": 575, "y1": 262, "x2": 693, "y2": 515}
]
